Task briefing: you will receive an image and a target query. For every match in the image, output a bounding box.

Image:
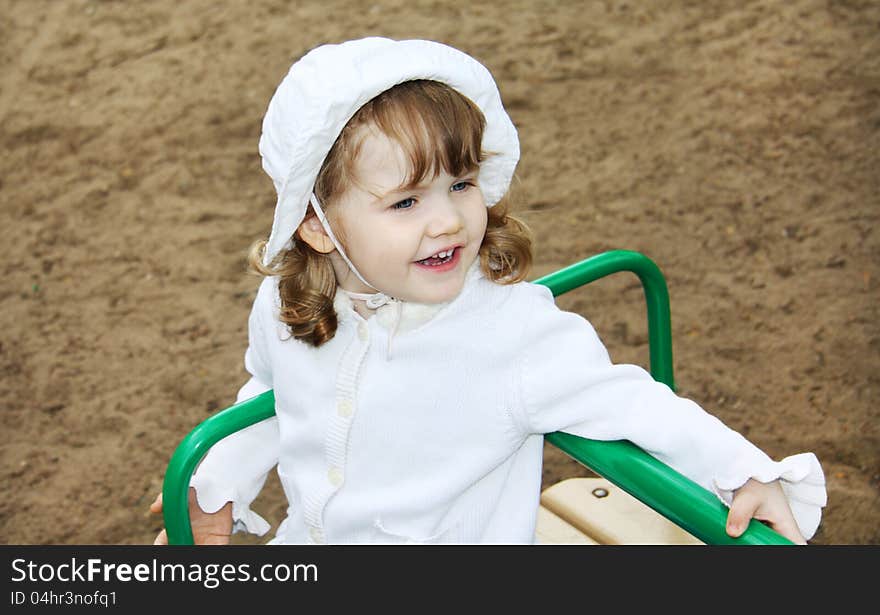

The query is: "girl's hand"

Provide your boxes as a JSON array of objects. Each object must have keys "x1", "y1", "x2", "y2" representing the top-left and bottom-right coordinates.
[
  {"x1": 726, "y1": 478, "x2": 806, "y2": 544},
  {"x1": 149, "y1": 488, "x2": 233, "y2": 545}
]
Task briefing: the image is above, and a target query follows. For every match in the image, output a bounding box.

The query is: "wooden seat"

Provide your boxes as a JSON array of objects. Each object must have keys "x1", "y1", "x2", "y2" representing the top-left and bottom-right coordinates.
[{"x1": 536, "y1": 477, "x2": 703, "y2": 545}]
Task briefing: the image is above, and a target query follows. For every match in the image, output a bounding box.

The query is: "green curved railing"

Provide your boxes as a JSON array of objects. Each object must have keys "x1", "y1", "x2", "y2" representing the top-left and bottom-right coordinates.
[{"x1": 162, "y1": 250, "x2": 792, "y2": 545}]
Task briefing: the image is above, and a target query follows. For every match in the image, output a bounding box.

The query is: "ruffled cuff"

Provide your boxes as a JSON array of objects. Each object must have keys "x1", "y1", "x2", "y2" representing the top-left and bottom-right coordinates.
[
  {"x1": 190, "y1": 473, "x2": 272, "y2": 537},
  {"x1": 712, "y1": 452, "x2": 827, "y2": 540}
]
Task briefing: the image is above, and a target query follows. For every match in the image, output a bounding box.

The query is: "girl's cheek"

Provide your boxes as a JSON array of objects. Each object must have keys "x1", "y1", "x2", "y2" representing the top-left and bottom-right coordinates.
[
  {"x1": 385, "y1": 218, "x2": 422, "y2": 243},
  {"x1": 473, "y1": 210, "x2": 489, "y2": 238}
]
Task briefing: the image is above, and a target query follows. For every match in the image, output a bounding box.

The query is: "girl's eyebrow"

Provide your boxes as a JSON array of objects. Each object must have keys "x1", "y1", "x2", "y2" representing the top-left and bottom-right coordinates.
[
  {"x1": 368, "y1": 184, "x2": 413, "y2": 204},
  {"x1": 368, "y1": 178, "x2": 426, "y2": 203}
]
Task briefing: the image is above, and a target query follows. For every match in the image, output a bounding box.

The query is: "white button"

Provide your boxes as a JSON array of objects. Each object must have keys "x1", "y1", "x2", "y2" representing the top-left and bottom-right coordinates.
[
  {"x1": 337, "y1": 399, "x2": 353, "y2": 418},
  {"x1": 309, "y1": 527, "x2": 323, "y2": 544},
  {"x1": 357, "y1": 322, "x2": 368, "y2": 341},
  {"x1": 328, "y1": 467, "x2": 344, "y2": 487}
]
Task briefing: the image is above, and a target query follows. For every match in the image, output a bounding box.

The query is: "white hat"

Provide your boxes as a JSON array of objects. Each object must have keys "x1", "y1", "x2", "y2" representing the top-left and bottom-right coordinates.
[{"x1": 258, "y1": 37, "x2": 520, "y2": 265}]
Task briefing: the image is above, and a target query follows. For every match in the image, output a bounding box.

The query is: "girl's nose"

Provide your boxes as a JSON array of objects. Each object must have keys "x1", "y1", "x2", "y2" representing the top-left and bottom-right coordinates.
[{"x1": 426, "y1": 195, "x2": 464, "y2": 238}]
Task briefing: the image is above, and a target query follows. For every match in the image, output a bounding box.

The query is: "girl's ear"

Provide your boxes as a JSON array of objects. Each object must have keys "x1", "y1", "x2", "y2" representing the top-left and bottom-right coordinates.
[{"x1": 296, "y1": 215, "x2": 336, "y2": 254}]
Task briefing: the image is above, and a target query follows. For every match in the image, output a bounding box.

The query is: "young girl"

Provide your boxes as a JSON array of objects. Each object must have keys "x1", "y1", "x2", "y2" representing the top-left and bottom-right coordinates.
[{"x1": 151, "y1": 37, "x2": 826, "y2": 545}]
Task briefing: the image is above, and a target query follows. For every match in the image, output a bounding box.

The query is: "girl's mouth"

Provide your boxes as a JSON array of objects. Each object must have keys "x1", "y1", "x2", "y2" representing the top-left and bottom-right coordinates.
[{"x1": 414, "y1": 247, "x2": 462, "y2": 272}]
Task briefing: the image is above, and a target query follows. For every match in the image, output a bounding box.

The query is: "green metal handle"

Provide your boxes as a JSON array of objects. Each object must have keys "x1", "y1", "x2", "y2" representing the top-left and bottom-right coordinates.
[
  {"x1": 162, "y1": 390, "x2": 276, "y2": 546},
  {"x1": 162, "y1": 250, "x2": 792, "y2": 545}
]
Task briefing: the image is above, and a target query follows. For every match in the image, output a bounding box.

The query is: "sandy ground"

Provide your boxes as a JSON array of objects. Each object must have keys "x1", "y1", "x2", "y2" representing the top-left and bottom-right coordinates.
[{"x1": 0, "y1": 0, "x2": 877, "y2": 545}]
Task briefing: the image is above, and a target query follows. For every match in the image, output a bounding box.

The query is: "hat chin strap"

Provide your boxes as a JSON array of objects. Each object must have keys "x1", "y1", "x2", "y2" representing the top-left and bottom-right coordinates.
[{"x1": 310, "y1": 193, "x2": 394, "y2": 309}]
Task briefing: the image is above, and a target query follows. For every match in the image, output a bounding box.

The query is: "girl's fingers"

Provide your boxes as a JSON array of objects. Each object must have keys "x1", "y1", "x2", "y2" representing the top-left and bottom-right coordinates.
[
  {"x1": 727, "y1": 480, "x2": 807, "y2": 544},
  {"x1": 149, "y1": 493, "x2": 163, "y2": 514},
  {"x1": 767, "y1": 515, "x2": 807, "y2": 545},
  {"x1": 726, "y1": 491, "x2": 759, "y2": 538}
]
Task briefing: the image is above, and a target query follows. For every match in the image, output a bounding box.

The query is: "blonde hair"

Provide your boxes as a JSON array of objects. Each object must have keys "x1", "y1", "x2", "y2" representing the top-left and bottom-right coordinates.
[{"x1": 249, "y1": 80, "x2": 533, "y2": 346}]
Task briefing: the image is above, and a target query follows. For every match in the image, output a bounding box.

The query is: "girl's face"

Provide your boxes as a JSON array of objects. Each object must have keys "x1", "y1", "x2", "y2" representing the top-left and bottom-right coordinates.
[{"x1": 329, "y1": 127, "x2": 488, "y2": 305}]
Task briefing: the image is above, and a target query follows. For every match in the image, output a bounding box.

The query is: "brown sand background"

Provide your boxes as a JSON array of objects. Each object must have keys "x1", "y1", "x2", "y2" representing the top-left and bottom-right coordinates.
[{"x1": 1, "y1": 0, "x2": 877, "y2": 545}]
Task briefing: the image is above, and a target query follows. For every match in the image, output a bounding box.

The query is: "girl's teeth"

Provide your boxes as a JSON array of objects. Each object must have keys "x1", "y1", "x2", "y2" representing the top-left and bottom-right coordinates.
[{"x1": 418, "y1": 248, "x2": 456, "y2": 266}]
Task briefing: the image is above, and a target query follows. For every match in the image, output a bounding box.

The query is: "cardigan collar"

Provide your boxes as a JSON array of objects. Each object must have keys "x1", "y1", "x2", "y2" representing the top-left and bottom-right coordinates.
[{"x1": 332, "y1": 259, "x2": 484, "y2": 336}]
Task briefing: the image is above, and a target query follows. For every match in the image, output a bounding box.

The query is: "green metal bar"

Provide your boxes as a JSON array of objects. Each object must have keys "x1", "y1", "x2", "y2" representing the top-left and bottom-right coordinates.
[
  {"x1": 544, "y1": 434, "x2": 792, "y2": 544},
  {"x1": 162, "y1": 250, "x2": 792, "y2": 544},
  {"x1": 163, "y1": 390, "x2": 276, "y2": 545}
]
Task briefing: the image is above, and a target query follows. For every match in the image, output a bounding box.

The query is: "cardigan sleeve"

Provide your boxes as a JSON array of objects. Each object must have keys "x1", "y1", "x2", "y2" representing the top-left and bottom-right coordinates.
[
  {"x1": 516, "y1": 283, "x2": 826, "y2": 540},
  {"x1": 189, "y1": 277, "x2": 281, "y2": 537}
]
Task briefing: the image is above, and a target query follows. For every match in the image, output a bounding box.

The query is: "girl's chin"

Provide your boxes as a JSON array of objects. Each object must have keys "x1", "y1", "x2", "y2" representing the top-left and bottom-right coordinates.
[{"x1": 406, "y1": 282, "x2": 467, "y2": 305}]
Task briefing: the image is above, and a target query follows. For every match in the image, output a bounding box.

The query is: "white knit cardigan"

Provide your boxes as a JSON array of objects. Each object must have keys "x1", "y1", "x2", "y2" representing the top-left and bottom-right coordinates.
[{"x1": 190, "y1": 265, "x2": 826, "y2": 544}]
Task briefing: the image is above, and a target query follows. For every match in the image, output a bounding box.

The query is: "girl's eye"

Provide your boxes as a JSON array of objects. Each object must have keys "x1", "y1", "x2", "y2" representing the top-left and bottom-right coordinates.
[
  {"x1": 451, "y1": 180, "x2": 473, "y2": 192},
  {"x1": 392, "y1": 197, "x2": 415, "y2": 210}
]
